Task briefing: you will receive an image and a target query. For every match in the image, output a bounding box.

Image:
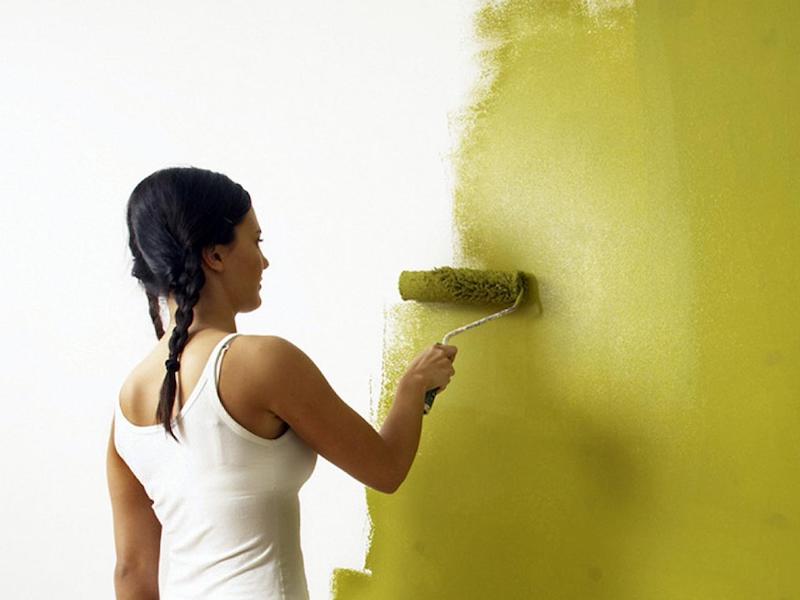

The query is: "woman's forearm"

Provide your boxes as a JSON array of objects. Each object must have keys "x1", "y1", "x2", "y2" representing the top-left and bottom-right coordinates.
[{"x1": 379, "y1": 374, "x2": 426, "y2": 492}]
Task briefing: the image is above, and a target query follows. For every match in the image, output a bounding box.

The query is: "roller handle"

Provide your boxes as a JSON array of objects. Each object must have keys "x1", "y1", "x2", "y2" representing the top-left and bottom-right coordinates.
[
  {"x1": 423, "y1": 387, "x2": 439, "y2": 415},
  {"x1": 423, "y1": 337, "x2": 452, "y2": 415}
]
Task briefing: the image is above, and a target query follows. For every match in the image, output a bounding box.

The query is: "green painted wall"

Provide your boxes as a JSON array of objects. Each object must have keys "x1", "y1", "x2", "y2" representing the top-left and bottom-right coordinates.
[{"x1": 332, "y1": 1, "x2": 799, "y2": 597}]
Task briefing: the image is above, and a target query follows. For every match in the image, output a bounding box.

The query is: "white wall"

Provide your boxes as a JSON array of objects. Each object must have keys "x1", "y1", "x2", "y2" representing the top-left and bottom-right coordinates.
[{"x1": 0, "y1": 1, "x2": 482, "y2": 598}]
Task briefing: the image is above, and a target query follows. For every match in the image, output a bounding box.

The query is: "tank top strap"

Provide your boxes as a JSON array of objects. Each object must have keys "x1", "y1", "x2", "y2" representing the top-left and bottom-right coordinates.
[{"x1": 213, "y1": 332, "x2": 242, "y2": 388}]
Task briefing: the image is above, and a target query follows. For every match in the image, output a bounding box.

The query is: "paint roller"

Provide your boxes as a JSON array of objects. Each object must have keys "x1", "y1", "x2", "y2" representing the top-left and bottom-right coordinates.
[{"x1": 398, "y1": 266, "x2": 529, "y2": 414}]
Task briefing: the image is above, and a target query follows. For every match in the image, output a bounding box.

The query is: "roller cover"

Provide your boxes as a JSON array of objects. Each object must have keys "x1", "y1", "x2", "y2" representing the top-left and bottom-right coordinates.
[{"x1": 398, "y1": 266, "x2": 526, "y2": 305}]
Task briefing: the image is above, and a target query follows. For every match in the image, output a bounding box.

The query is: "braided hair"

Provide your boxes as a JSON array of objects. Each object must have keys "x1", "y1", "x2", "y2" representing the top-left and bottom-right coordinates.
[{"x1": 125, "y1": 166, "x2": 252, "y2": 442}]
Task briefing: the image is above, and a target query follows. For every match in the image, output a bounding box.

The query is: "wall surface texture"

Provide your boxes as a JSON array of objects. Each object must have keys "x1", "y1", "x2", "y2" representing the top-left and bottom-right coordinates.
[{"x1": 332, "y1": 0, "x2": 798, "y2": 597}]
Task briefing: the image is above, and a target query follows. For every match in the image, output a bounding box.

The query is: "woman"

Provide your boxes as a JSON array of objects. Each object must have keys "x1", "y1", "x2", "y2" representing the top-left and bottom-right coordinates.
[{"x1": 106, "y1": 166, "x2": 458, "y2": 599}]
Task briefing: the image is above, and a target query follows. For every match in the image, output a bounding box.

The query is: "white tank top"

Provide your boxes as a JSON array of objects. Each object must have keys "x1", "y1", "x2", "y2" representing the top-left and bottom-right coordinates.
[{"x1": 114, "y1": 332, "x2": 317, "y2": 599}]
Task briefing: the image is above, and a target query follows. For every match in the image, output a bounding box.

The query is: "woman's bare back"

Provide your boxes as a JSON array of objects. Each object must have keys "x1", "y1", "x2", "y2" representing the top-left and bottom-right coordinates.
[{"x1": 118, "y1": 329, "x2": 289, "y2": 440}]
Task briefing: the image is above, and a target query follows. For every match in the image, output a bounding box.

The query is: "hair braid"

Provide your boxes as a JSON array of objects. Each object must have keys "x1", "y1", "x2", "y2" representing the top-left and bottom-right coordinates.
[
  {"x1": 146, "y1": 291, "x2": 165, "y2": 340},
  {"x1": 128, "y1": 219, "x2": 168, "y2": 340},
  {"x1": 157, "y1": 250, "x2": 206, "y2": 443}
]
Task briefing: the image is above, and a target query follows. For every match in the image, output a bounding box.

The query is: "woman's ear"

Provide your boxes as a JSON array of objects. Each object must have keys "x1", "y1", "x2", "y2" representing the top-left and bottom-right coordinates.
[{"x1": 201, "y1": 245, "x2": 225, "y2": 271}]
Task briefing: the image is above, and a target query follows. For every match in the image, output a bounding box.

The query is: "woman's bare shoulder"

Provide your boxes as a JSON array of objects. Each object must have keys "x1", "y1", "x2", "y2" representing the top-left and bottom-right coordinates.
[
  {"x1": 233, "y1": 335, "x2": 312, "y2": 387},
  {"x1": 234, "y1": 334, "x2": 301, "y2": 365},
  {"x1": 231, "y1": 334, "x2": 301, "y2": 373}
]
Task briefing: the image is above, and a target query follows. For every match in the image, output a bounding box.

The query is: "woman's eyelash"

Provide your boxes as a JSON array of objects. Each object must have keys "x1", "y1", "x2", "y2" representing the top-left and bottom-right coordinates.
[{"x1": 257, "y1": 238, "x2": 264, "y2": 243}]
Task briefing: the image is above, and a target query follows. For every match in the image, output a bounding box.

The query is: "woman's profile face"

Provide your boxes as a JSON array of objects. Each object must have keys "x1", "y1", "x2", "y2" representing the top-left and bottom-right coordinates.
[{"x1": 225, "y1": 207, "x2": 269, "y2": 310}]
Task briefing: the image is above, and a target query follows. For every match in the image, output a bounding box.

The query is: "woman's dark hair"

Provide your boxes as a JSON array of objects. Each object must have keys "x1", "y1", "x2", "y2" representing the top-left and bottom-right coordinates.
[{"x1": 126, "y1": 166, "x2": 252, "y2": 442}]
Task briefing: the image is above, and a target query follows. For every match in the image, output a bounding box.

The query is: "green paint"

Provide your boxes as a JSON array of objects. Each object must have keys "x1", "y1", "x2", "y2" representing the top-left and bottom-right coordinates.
[{"x1": 333, "y1": 0, "x2": 800, "y2": 597}]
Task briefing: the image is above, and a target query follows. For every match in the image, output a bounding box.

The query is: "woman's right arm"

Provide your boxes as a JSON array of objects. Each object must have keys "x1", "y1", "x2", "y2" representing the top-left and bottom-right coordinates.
[{"x1": 248, "y1": 335, "x2": 456, "y2": 494}]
